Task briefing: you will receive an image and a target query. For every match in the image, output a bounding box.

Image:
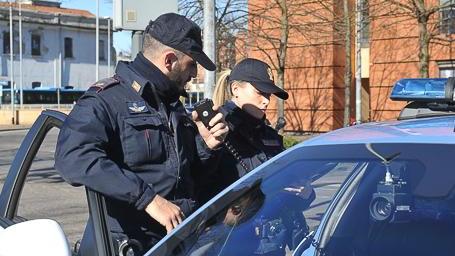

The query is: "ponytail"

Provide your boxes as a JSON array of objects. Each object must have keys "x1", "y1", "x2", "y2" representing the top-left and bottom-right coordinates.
[{"x1": 213, "y1": 69, "x2": 232, "y2": 107}]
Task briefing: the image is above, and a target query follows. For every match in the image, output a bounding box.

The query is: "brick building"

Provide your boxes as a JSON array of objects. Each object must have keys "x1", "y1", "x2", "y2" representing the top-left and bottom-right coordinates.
[{"x1": 243, "y1": 0, "x2": 455, "y2": 132}]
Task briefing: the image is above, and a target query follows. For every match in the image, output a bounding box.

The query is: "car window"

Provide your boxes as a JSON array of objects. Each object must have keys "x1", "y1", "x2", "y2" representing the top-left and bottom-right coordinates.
[
  {"x1": 312, "y1": 143, "x2": 455, "y2": 256},
  {"x1": 150, "y1": 151, "x2": 358, "y2": 256},
  {"x1": 15, "y1": 127, "x2": 88, "y2": 250}
]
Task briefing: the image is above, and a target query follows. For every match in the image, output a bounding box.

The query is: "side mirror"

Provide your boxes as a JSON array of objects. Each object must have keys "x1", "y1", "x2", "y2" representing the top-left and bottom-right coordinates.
[{"x1": 0, "y1": 219, "x2": 71, "y2": 256}]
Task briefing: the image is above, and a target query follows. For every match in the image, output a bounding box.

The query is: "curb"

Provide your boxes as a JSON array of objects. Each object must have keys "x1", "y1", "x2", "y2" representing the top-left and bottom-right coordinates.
[{"x1": 0, "y1": 127, "x2": 31, "y2": 132}]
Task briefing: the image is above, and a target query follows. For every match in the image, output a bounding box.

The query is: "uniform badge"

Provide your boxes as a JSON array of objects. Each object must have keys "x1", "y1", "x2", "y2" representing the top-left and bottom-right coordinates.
[
  {"x1": 132, "y1": 81, "x2": 141, "y2": 93},
  {"x1": 127, "y1": 101, "x2": 148, "y2": 114}
]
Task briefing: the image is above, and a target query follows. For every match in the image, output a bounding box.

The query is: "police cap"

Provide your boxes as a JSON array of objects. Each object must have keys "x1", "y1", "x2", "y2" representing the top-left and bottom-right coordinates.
[
  {"x1": 146, "y1": 13, "x2": 216, "y2": 71},
  {"x1": 229, "y1": 58, "x2": 289, "y2": 100}
]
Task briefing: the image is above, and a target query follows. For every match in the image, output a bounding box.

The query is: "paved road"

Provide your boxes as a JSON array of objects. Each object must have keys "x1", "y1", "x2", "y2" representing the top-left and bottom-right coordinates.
[{"x1": 0, "y1": 129, "x2": 87, "y2": 247}]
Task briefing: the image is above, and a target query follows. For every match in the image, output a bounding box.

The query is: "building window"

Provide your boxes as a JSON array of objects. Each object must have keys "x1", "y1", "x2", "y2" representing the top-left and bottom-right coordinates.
[
  {"x1": 190, "y1": 92, "x2": 198, "y2": 106},
  {"x1": 438, "y1": 61, "x2": 455, "y2": 77},
  {"x1": 64, "y1": 37, "x2": 73, "y2": 58},
  {"x1": 440, "y1": 67, "x2": 455, "y2": 77},
  {"x1": 3, "y1": 31, "x2": 9, "y2": 54},
  {"x1": 441, "y1": 0, "x2": 455, "y2": 34},
  {"x1": 2, "y1": 30, "x2": 20, "y2": 54},
  {"x1": 31, "y1": 34, "x2": 41, "y2": 56},
  {"x1": 99, "y1": 40, "x2": 105, "y2": 61},
  {"x1": 360, "y1": 0, "x2": 370, "y2": 47}
]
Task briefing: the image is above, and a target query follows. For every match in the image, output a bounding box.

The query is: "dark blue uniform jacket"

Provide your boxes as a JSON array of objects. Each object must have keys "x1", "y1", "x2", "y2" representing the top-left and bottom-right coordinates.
[
  {"x1": 197, "y1": 101, "x2": 285, "y2": 204},
  {"x1": 54, "y1": 53, "x2": 214, "y2": 248}
]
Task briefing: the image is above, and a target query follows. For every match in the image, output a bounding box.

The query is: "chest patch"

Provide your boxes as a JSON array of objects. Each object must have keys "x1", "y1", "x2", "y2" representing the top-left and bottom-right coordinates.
[{"x1": 127, "y1": 101, "x2": 149, "y2": 114}]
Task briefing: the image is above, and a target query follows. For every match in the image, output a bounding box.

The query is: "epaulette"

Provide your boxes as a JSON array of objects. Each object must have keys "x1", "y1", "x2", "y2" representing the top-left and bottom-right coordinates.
[{"x1": 88, "y1": 76, "x2": 120, "y2": 93}]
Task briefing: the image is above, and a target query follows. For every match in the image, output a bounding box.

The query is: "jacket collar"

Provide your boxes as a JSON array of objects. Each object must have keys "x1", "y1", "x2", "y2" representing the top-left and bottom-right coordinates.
[
  {"x1": 223, "y1": 101, "x2": 266, "y2": 132},
  {"x1": 115, "y1": 53, "x2": 185, "y2": 104}
]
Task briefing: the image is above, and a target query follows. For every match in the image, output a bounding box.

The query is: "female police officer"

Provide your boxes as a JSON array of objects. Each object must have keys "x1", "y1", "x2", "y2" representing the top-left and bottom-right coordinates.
[
  {"x1": 197, "y1": 58, "x2": 289, "y2": 203},
  {"x1": 195, "y1": 61, "x2": 315, "y2": 255}
]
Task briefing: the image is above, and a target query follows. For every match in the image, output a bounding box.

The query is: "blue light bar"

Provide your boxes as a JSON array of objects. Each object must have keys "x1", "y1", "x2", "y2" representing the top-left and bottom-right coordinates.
[{"x1": 390, "y1": 78, "x2": 454, "y2": 102}]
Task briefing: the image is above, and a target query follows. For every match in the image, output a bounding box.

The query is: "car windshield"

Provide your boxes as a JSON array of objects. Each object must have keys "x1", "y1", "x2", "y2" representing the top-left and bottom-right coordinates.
[
  {"x1": 149, "y1": 142, "x2": 455, "y2": 256},
  {"x1": 177, "y1": 160, "x2": 355, "y2": 256},
  {"x1": 318, "y1": 143, "x2": 455, "y2": 256}
]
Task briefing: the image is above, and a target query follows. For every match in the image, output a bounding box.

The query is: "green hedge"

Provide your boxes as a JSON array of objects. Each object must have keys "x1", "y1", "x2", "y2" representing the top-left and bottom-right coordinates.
[{"x1": 283, "y1": 136, "x2": 300, "y2": 149}]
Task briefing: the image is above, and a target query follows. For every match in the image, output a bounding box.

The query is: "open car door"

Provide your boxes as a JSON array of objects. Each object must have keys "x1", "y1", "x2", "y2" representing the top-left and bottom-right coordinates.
[{"x1": 0, "y1": 110, "x2": 115, "y2": 256}]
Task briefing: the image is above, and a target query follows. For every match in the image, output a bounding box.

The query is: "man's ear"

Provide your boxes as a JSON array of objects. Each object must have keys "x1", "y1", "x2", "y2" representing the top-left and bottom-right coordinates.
[{"x1": 163, "y1": 51, "x2": 178, "y2": 72}]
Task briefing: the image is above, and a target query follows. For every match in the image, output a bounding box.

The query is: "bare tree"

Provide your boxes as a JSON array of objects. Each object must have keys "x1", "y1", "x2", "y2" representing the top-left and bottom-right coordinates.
[
  {"x1": 179, "y1": 0, "x2": 248, "y2": 70},
  {"x1": 248, "y1": 0, "x2": 357, "y2": 128},
  {"x1": 248, "y1": 1, "x2": 309, "y2": 124},
  {"x1": 343, "y1": 0, "x2": 353, "y2": 127},
  {"x1": 371, "y1": 0, "x2": 455, "y2": 77},
  {"x1": 248, "y1": 0, "x2": 290, "y2": 121}
]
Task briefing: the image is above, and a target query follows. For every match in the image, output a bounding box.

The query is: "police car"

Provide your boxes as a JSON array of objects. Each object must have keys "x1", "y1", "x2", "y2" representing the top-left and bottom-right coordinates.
[{"x1": 0, "y1": 78, "x2": 454, "y2": 256}]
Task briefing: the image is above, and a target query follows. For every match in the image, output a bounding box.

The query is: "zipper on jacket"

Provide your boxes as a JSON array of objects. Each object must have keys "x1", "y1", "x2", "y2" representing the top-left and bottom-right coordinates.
[
  {"x1": 149, "y1": 83, "x2": 181, "y2": 196},
  {"x1": 145, "y1": 129, "x2": 151, "y2": 159}
]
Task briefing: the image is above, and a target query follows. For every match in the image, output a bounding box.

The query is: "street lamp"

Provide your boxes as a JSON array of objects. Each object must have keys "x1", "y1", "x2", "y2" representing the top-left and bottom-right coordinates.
[
  {"x1": 104, "y1": 16, "x2": 111, "y2": 77},
  {"x1": 19, "y1": 0, "x2": 23, "y2": 108},
  {"x1": 9, "y1": 0, "x2": 15, "y2": 124}
]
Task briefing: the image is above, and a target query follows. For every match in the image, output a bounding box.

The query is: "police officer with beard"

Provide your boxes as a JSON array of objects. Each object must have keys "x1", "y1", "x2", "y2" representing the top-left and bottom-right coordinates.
[{"x1": 55, "y1": 13, "x2": 228, "y2": 255}]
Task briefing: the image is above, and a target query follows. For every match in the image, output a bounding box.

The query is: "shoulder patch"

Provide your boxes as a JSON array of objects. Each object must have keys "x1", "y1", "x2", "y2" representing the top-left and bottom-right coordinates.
[
  {"x1": 132, "y1": 81, "x2": 141, "y2": 93},
  {"x1": 89, "y1": 76, "x2": 120, "y2": 93}
]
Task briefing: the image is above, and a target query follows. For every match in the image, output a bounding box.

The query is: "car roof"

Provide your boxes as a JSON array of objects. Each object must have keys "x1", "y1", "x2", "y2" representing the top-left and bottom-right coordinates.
[{"x1": 302, "y1": 115, "x2": 455, "y2": 146}]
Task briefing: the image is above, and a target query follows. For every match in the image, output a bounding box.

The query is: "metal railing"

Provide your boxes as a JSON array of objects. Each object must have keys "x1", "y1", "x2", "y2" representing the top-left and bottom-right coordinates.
[{"x1": 0, "y1": 104, "x2": 75, "y2": 110}]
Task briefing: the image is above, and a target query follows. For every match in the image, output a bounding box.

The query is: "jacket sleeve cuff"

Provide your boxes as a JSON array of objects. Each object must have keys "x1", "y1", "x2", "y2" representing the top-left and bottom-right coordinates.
[
  {"x1": 195, "y1": 134, "x2": 218, "y2": 160},
  {"x1": 134, "y1": 186, "x2": 157, "y2": 211}
]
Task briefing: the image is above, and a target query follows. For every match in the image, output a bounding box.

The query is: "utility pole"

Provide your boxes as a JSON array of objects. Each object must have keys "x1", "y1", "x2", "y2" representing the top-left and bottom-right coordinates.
[
  {"x1": 19, "y1": 0, "x2": 23, "y2": 108},
  {"x1": 343, "y1": 0, "x2": 351, "y2": 127},
  {"x1": 203, "y1": 0, "x2": 216, "y2": 99},
  {"x1": 131, "y1": 31, "x2": 143, "y2": 59},
  {"x1": 58, "y1": 52, "x2": 61, "y2": 109},
  {"x1": 95, "y1": 0, "x2": 99, "y2": 81},
  {"x1": 9, "y1": 0, "x2": 15, "y2": 124},
  {"x1": 107, "y1": 17, "x2": 111, "y2": 77},
  {"x1": 54, "y1": 59, "x2": 57, "y2": 95},
  {"x1": 355, "y1": 0, "x2": 363, "y2": 123}
]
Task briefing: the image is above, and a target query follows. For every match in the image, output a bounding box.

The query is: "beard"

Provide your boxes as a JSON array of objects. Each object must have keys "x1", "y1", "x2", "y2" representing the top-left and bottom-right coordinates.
[{"x1": 168, "y1": 62, "x2": 189, "y2": 96}]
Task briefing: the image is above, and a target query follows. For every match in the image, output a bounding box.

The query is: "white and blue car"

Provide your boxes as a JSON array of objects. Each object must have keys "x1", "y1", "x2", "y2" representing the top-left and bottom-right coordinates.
[{"x1": 0, "y1": 78, "x2": 454, "y2": 256}]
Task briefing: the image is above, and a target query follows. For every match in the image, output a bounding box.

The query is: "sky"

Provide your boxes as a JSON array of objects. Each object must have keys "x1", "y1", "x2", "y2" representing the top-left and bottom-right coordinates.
[{"x1": 60, "y1": 0, "x2": 132, "y2": 54}]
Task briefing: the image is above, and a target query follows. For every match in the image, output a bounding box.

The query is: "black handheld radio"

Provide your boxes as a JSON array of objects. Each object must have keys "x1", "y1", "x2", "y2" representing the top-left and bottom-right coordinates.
[
  {"x1": 193, "y1": 99, "x2": 250, "y2": 172},
  {"x1": 193, "y1": 99, "x2": 218, "y2": 128}
]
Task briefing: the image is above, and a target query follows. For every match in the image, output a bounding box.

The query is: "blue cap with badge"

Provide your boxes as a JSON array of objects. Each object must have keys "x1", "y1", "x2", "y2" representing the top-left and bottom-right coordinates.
[
  {"x1": 145, "y1": 13, "x2": 216, "y2": 71},
  {"x1": 228, "y1": 58, "x2": 289, "y2": 100}
]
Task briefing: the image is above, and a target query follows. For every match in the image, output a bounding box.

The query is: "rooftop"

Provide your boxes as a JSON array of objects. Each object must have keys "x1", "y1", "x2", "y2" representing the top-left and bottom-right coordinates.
[{"x1": 0, "y1": 2, "x2": 94, "y2": 18}]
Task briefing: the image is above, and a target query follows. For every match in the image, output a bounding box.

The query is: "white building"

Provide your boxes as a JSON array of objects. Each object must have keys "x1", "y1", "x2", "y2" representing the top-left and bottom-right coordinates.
[{"x1": 0, "y1": 0, "x2": 113, "y2": 90}]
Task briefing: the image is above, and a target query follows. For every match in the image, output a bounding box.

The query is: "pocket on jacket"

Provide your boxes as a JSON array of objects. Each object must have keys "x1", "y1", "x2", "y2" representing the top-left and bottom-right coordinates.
[{"x1": 122, "y1": 115, "x2": 167, "y2": 167}]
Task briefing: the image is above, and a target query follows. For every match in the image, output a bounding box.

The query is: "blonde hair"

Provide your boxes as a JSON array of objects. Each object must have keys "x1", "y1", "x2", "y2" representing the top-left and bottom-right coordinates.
[
  {"x1": 213, "y1": 69, "x2": 233, "y2": 107},
  {"x1": 213, "y1": 70, "x2": 250, "y2": 107}
]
